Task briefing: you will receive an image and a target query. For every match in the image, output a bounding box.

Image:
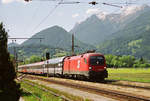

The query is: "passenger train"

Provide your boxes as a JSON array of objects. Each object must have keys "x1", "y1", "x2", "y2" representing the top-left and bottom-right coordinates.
[{"x1": 18, "y1": 52, "x2": 108, "y2": 80}]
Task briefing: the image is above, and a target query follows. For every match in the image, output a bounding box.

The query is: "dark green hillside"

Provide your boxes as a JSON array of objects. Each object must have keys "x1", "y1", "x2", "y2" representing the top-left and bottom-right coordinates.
[
  {"x1": 98, "y1": 10, "x2": 150, "y2": 59},
  {"x1": 22, "y1": 26, "x2": 94, "y2": 51},
  {"x1": 22, "y1": 26, "x2": 72, "y2": 48}
]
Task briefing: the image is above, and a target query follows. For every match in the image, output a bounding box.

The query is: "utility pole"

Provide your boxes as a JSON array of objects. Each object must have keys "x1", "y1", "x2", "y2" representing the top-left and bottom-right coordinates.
[{"x1": 72, "y1": 33, "x2": 74, "y2": 56}]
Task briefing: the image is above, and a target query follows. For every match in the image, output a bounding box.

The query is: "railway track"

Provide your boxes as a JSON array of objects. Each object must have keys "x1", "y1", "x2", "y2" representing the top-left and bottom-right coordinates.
[
  {"x1": 22, "y1": 87, "x2": 42, "y2": 101},
  {"x1": 17, "y1": 74, "x2": 42, "y2": 101},
  {"x1": 21, "y1": 80, "x2": 71, "y2": 101},
  {"x1": 25, "y1": 75, "x2": 150, "y2": 101}
]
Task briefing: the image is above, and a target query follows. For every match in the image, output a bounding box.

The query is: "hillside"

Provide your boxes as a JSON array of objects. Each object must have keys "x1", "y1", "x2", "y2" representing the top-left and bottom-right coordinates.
[
  {"x1": 22, "y1": 25, "x2": 94, "y2": 51},
  {"x1": 97, "y1": 9, "x2": 150, "y2": 59},
  {"x1": 22, "y1": 26, "x2": 72, "y2": 48}
]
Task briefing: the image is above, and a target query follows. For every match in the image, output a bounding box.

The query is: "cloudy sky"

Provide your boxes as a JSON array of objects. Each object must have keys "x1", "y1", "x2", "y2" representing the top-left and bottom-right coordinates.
[{"x1": 0, "y1": 0, "x2": 149, "y2": 43}]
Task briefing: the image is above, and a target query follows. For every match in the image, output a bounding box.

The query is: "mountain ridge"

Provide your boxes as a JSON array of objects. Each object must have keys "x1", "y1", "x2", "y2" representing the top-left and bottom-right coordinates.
[{"x1": 70, "y1": 5, "x2": 150, "y2": 45}]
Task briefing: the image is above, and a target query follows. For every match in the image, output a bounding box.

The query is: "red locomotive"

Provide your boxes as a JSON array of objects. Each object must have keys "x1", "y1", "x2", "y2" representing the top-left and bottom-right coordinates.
[{"x1": 18, "y1": 52, "x2": 108, "y2": 81}]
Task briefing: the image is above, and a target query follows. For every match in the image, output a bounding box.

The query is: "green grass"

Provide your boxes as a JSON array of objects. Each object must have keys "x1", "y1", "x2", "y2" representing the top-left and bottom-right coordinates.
[
  {"x1": 21, "y1": 81, "x2": 63, "y2": 101},
  {"x1": 107, "y1": 68, "x2": 150, "y2": 83}
]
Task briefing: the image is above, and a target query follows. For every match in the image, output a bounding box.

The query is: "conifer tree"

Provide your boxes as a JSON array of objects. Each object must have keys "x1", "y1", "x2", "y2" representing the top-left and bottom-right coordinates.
[{"x1": 0, "y1": 23, "x2": 20, "y2": 101}]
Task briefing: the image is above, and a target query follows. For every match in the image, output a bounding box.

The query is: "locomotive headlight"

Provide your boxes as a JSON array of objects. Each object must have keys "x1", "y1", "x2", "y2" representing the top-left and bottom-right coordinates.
[{"x1": 89, "y1": 67, "x2": 92, "y2": 70}]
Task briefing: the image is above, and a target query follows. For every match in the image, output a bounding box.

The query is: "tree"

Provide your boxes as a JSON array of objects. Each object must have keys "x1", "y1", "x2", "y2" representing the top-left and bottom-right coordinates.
[
  {"x1": 0, "y1": 23, "x2": 20, "y2": 101},
  {"x1": 24, "y1": 55, "x2": 42, "y2": 64},
  {"x1": 29, "y1": 55, "x2": 41, "y2": 63}
]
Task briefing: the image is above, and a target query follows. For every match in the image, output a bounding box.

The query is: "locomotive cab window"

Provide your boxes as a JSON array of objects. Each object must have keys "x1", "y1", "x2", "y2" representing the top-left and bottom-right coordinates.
[{"x1": 90, "y1": 56, "x2": 104, "y2": 66}]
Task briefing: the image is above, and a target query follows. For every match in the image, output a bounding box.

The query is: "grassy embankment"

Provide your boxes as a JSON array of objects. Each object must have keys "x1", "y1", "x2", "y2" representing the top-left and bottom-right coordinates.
[
  {"x1": 21, "y1": 81, "x2": 63, "y2": 101},
  {"x1": 107, "y1": 68, "x2": 150, "y2": 83},
  {"x1": 20, "y1": 80, "x2": 90, "y2": 101}
]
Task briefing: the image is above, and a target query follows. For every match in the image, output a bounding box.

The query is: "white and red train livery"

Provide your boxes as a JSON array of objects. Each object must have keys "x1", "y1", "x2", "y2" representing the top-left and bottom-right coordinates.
[{"x1": 18, "y1": 53, "x2": 108, "y2": 80}]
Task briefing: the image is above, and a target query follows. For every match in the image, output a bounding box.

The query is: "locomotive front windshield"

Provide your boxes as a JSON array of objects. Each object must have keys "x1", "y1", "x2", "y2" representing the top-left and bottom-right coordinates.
[{"x1": 90, "y1": 56, "x2": 104, "y2": 66}]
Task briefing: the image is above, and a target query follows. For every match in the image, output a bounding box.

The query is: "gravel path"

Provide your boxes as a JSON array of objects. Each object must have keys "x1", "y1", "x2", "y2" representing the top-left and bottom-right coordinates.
[{"x1": 31, "y1": 79, "x2": 116, "y2": 101}]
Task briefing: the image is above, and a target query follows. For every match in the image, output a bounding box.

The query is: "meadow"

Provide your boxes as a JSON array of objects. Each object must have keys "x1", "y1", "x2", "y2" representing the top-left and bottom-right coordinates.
[{"x1": 107, "y1": 68, "x2": 150, "y2": 83}]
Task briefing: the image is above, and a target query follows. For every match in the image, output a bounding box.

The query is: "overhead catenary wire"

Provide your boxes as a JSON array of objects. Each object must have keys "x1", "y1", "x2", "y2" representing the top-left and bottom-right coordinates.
[
  {"x1": 30, "y1": 0, "x2": 63, "y2": 34},
  {"x1": 23, "y1": 3, "x2": 41, "y2": 35},
  {"x1": 58, "y1": 1, "x2": 80, "y2": 4},
  {"x1": 57, "y1": 1, "x2": 135, "y2": 7},
  {"x1": 102, "y1": 2, "x2": 123, "y2": 8}
]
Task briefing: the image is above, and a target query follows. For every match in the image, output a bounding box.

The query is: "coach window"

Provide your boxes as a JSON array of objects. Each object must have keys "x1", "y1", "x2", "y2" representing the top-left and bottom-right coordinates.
[{"x1": 84, "y1": 58, "x2": 87, "y2": 64}]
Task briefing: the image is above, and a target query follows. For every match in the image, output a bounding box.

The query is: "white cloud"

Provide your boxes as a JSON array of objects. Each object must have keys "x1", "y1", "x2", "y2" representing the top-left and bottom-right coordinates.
[
  {"x1": 86, "y1": 8, "x2": 99, "y2": 15},
  {"x1": 1, "y1": 0, "x2": 25, "y2": 4},
  {"x1": 72, "y1": 13, "x2": 79, "y2": 18}
]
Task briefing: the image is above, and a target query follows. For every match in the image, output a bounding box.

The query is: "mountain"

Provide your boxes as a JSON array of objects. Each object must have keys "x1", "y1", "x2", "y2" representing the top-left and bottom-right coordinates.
[
  {"x1": 97, "y1": 8, "x2": 150, "y2": 59},
  {"x1": 21, "y1": 26, "x2": 95, "y2": 54},
  {"x1": 70, "y1": 5, "x2": 150, "y2": 46},
  {"x1": 70, "y1": 15, "x2": 118, "y2": 45}
]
